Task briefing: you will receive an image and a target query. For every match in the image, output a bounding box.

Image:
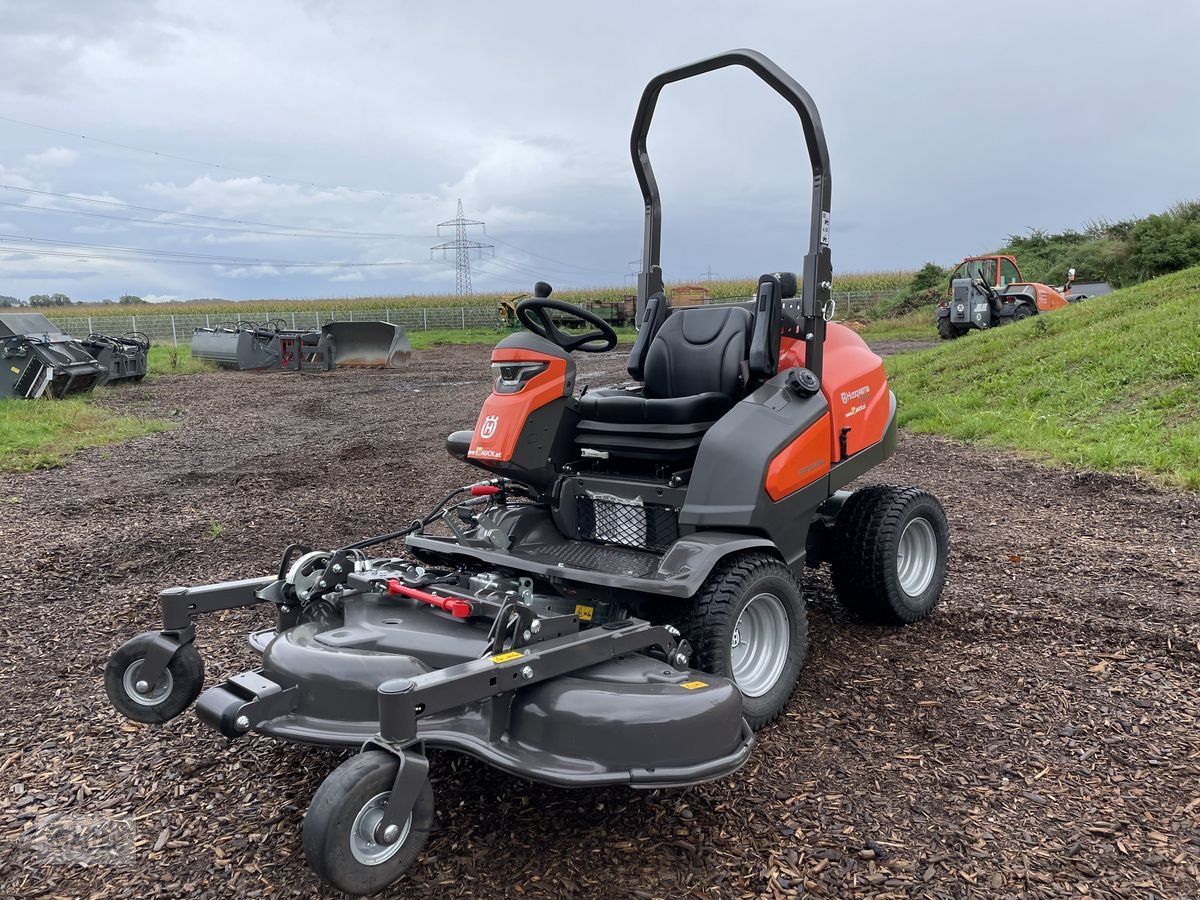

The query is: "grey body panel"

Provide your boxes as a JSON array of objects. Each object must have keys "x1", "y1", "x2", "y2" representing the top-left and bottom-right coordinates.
[
  {"x1": 1065, "y1": 280, "x2": 1111, "y2": 301},
  {"x1": 407, "y1": 512, "x2": 772, "y2": 599}
]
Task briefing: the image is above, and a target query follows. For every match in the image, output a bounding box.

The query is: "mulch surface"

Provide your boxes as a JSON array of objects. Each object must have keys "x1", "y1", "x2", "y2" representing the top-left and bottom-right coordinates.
[{"x1": 1, "y1": 343, "x2": 1197, "y2": 899}]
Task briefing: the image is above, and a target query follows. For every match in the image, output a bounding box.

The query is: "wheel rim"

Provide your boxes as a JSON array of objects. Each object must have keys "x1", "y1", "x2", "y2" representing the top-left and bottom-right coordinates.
[
  {"x1": 896, "y1": 516, "x2": 938, "y2": 597},
  {"x1": 122, "y1": 660, "x2": 173, "y2": 707},
  {"x1": 349, "y1": 792, "x2": 412, "y2": 866},
  {"x1": 729, "y1": 592, "x2": 790, "y2": 698}
]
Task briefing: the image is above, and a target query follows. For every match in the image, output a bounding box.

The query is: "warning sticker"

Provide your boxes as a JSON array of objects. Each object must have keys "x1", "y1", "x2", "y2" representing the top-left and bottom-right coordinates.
[
  {"x1": 490, "y1": 651, "x2": 524, "y2": 664},
  {"x1": 574, "y1": 604, "x2": 594, "y2": 622},
  {"x1": 680, "y1": 680, "x2": 708, "y2": 690},
  {"x1": 9, "y1": 367, "x2": 18, "y2": 374}
]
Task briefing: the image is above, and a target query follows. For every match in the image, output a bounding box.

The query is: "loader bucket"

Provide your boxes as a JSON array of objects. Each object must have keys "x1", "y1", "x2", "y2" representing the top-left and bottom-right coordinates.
[
  {"x1": 191, "y1": 325, "x2": 280, "y2": 370},
  {"x1": 191, "y1": 325, "x2": 244, "y2": 369},
  {"x1": 321, "y1": 321, "x2": 411, "y2": 368},
  {"x1": 0, "y1": 313, "x2": 106, "y2": 399}
]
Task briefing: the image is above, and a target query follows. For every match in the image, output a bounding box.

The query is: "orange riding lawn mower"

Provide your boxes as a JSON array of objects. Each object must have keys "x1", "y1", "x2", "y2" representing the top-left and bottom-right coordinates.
[
  {"x1": 105, "y1": 50, "x2": 950, "y2": 895},
  {"x1": 936, "y1": 254, "x2": 1112, "y2": 339}
]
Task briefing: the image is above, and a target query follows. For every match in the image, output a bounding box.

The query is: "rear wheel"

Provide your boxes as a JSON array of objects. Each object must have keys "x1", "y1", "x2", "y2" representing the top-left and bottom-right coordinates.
[
  {"x1": 679, "y1": 552, "x2": 808, "y2": 730},
  {"x1": 936, "y1": 317, "x2": 958, "y2": 340},
  {"x1": 1011, "y1": 304, "x2": 1032, "y2": 322},
  {"x1": 831, "y1": 485, "x2": 949, "y2": 624}
]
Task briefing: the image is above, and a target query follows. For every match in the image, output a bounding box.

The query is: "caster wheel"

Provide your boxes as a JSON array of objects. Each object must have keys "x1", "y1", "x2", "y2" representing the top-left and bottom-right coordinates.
[
  {"x1": 104, "y1": 632, "x2": 204, "y2": 724},
  {"x1": 303, "y1": 751, "x2": 434, "y2": 896}
]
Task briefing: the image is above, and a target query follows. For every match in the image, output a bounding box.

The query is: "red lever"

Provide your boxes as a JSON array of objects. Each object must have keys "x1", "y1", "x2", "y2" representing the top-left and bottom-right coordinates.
[
  {"x1": 386, "y1": 579, "x2": 473, "y2": 618},
  {"x1": 470, "y1": 484, "x2": 501, "y2": 496}
]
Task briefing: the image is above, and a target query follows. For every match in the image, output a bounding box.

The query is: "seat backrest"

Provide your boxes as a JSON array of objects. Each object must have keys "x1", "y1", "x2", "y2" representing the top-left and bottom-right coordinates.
[
  {"x1": 643, "y1": 305, "x2": 751, "y2": 400},
  {"x1": 626, "y1": 291, "x2": 669, "y2": 381}
]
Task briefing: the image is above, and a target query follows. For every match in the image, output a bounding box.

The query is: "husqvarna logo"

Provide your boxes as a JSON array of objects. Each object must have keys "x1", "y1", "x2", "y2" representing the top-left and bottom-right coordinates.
[
  {"x1": 480, "y1": 415, "x2": 500, "y2": 439},
  {"x1": 840, "y1": 385, "x2": 870, "y2": 404}
]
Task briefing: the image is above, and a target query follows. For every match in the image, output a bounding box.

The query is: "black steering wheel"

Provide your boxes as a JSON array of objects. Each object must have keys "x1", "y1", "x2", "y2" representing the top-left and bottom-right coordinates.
[{"x1": 516, "y1": 298, "x2": 618, "y2": 353}]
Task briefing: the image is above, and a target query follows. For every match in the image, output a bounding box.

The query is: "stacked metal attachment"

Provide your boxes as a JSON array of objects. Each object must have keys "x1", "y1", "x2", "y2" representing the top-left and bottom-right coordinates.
[
  {"x1": 1, "y1": 313, "x2": 151, "y2": 399},
  {"x1": 191, "y1": 320, "x2": 410, "y2": 371},
  {"x1": 1, "y1": 313, "x2": 106, "y2": 399},
  {"x1": 81, "y1": 331, "x2": 150, "y2": 386}
]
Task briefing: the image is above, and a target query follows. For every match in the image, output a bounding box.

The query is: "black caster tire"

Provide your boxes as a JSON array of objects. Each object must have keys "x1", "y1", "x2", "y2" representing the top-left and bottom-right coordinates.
[
  {"x1": 104, "y1": 632, "x2": 204, "y2": 724},
  {"x1": 303, "y1": 751, "x2": 434, "y2": 896},
  {"x1": 831, "y1": 485, "x2": 950, "y2": 624},
  {"x1": 680, "y1": 552, "x2": 808, "y2": 732}
]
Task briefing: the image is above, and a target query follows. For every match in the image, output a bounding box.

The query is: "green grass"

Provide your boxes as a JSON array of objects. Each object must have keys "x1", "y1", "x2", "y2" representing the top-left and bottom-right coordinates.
[
  {"x1": 885, "y1": 267, "x2": 1200, "y2": 489},
  {"x1": 858, "y1": 306, "x2": 937, "y2": 341},
  {"x1": 0, "y1": 397, "x2": 171, "y2": 472},
  {"x1": 147, "y1": 344, "x2": 216, "y2": 376}
]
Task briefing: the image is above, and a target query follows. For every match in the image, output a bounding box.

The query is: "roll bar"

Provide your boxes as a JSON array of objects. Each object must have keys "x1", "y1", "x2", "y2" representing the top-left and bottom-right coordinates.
[{"x1": 630, "y1": 49, "x2": 834, "y2": 380}]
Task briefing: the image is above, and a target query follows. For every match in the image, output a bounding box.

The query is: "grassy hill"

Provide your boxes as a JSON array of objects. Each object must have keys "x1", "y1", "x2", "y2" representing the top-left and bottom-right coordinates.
[{"x1": 885, "y1": 266, "x2": 1200, "y2": 489}]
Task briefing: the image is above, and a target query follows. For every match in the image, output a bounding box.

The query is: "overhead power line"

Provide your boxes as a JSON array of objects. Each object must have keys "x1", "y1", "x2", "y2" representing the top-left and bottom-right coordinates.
[
  {"x1": 0, "y1": 233, "x2": 441, "y2": 268},
  {"x1": 0, "y1": 184, "x2": 433, "y2": 239},
  {"x1": 0, "y1": 199, "x2": 435, "y2": 241},
  {"x1": 0, "y1": 113, "x2": 421, "y2": 202}
]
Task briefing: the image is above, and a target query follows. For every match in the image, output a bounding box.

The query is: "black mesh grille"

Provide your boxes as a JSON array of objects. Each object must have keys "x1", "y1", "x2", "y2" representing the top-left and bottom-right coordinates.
[{"x1": 577, "y1": 495, "x2": 679, "y2": 553}]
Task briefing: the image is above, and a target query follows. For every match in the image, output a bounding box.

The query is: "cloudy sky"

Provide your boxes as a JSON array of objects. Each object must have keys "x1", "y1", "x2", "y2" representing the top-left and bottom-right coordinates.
[{"x1": 0, "y1": 0, "x2": 1196, "y2": 302}]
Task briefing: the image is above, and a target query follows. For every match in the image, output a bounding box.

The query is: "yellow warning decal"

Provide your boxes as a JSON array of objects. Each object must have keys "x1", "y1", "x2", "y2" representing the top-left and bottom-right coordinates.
[
  {"x1": 574, "y1": 604, "x2": 594, "y2": 622},
  {"x1": 491, "y1": 651, "x2": 524, "y2": 664},
  {"x1": 680, "y1": 680, "x2": 708, "y2": 690},
  {"x1": 9, "y1": 367, "x2": 18, "y2": 374}
]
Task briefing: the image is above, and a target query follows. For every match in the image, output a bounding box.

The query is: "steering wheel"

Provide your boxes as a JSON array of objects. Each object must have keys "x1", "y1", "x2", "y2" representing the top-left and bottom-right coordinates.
[{"x1": 516, "y1": 298, "x2": 618, "y2": 353}]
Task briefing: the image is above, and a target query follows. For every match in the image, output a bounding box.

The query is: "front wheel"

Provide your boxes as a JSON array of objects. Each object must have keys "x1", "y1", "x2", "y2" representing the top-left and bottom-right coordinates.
[
  {"x1": 679, "y1": 553, "x2": 808, "y2": 731},
  {"x1": 936, "y1": 317, "x2": 958, "y2": 340},
  {"x1": 104, "y1": 632, "x2": 204, "y2": 724},
  {"x1": 303, "y1": 751, "x2": 434, "y2": 896},
  {"x1": 831, "y1": 485, "x2": 949, "y2": 624}
]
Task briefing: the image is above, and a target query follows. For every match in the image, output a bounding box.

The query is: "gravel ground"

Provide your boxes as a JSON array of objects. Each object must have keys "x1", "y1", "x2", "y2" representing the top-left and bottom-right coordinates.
[{"x1": 1, "y1": 343, "x2": 1198, "y2": 899}]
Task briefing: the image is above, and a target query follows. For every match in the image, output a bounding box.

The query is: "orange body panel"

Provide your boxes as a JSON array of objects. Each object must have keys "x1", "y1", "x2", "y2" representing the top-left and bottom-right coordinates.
[
  {"x1": 468, "y1": 348, "x2": 567, "y2": 463},
  {"x1": 779, "y1": 323, "x2": 890, "y2": 462},
  {"x1": 765, "y1": 412, "x2": 832, "y2": 500},
  {"x1": 1013, "y1": 283, "x2": 1070, "y2": 312}
]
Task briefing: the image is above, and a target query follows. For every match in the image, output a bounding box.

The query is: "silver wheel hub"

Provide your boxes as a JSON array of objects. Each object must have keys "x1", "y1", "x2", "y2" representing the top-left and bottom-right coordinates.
[
  {"x1": 729, "y1": 592, "x2": 790, "y2": 698},
  {"x1": 122, "y1": 660, "x2": 173, "y2": 706},
  {"x1": 349, "y1": 793, "x2": 412, "y2": 866},
  {"x1": 896, "y1": 516, "x2": 938, "y2": 597}
]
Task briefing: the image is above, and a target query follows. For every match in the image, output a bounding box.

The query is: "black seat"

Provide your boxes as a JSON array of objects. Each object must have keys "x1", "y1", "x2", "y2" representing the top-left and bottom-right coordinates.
[{"x1": 576, "y1": 305, "x2": 751, "y2": 458}]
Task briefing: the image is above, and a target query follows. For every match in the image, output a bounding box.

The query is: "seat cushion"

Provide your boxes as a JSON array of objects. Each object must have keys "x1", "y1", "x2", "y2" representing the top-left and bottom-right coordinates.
[{"x1": 577, "y1": 390, "x2": 733, "y2": 425}]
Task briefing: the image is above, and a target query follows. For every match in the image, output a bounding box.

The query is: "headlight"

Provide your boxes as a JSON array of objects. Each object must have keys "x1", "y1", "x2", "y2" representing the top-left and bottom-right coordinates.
[{"x1": 492, "y1": 361, "x2": 547, "y2": 394}]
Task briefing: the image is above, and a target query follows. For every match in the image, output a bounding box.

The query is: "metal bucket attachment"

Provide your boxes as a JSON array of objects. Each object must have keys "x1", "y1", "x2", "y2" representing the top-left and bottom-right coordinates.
[
  {"x1": 0, "y1": 313, "x2": 106, "y2": 399},
  {"x1": 82, "y1": 332, "x2": 149, "y2": 386},
  {"x1": 191, "y1": 323, "x2": 281, "y2": 370},
  {"x1": 322, "y1": 321, "x2": 411, "y2": 369}
]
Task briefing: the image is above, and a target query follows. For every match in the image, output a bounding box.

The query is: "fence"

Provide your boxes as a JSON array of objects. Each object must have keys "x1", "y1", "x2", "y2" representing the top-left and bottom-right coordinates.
[{"x1": 43, "y1": 289, "x2": 902, "y2": 347}]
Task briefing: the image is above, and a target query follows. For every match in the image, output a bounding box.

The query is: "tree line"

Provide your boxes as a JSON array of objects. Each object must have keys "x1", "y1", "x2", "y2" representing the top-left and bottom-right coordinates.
[{"x1": 0, "y1": 294, "x2": 147, "y2": 307}]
